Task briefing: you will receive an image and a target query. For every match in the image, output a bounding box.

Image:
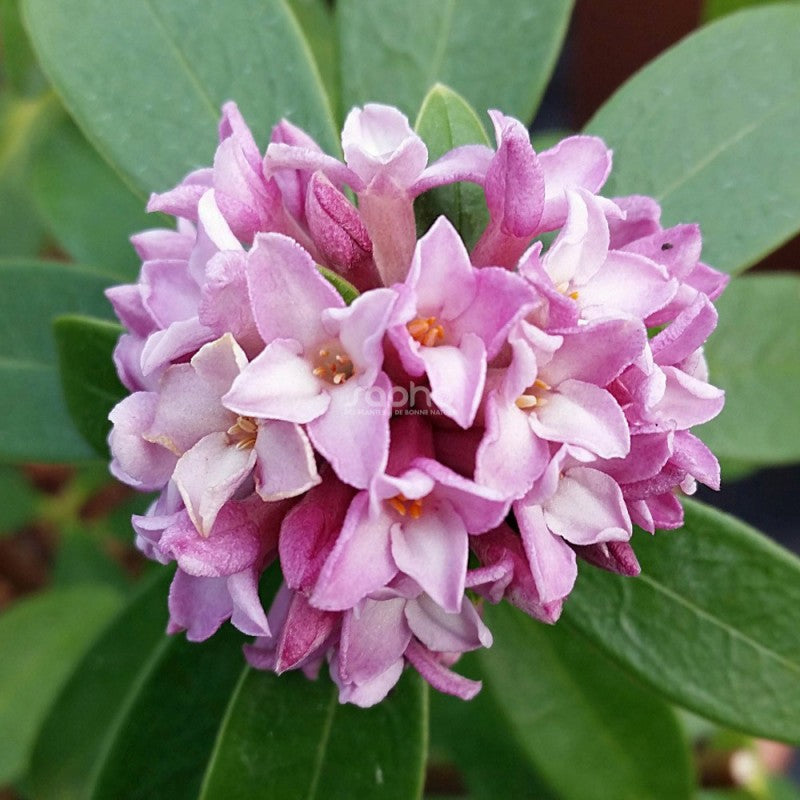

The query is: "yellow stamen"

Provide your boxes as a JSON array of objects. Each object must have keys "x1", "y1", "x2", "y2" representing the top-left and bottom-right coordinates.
[
  {"x1": 408, "y1": 316, "x2": 446, "y2": 347},
  {"x1": 227, "y1": 416, "x2": 258, "y2": 450},
  {"x1": 388, "y1": 496, "x2": 407, "y2": 516},
  {"x1": 534, "y1": 379, "x2": 551, "y2": 391},
  {"x1": 312, "y1": 340, "x2": 355, "y2": 385},
  {"x1": 515, "y1": 395, "x2": 538, "y2": 409}
]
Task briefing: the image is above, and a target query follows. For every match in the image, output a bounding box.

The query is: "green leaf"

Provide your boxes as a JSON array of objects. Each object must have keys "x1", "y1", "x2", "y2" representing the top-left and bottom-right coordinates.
[
  {"x1": 30, "y1": 118, "x2": 155, "y2": 277},
  {"x1": 414, "y1": 84, "x2": 490, "y2": 248},
  {"x1": 700, "y1": 273, "x2": 800, "y2": 466},
  {"x1": 287, "y1": 0, "x2": 340, "y2": 119},
  {"x1": 54, "y1": 316, "x2": 126, "y2": 458},
  {"x1": 563, "y1": 498, "x2": 800, "y2": 744},
  {"x1": 0, "y1": 0, "x2": 48, "y2": 97},
  {"x1": 199, "y1": 669, "x2": 428, "y2": 800},
  {"x1": 0, "y1": 584, "x2": 123, "y2": 784},
  {"x1": 337, "y1": 0, "x2": 573, "y2": 124},
  {"x1": 90, "y1": 626, "x2": 247, "y2": 800},
  {"x1": 0, "y1": 91, "x2": 59, "y2": 258},
  {"x1": 430, "y1": 652, "x2": 556, "y2": 800},
  {"x1": 586, "y1": 5, "x2": 800, "y2": 274},
  {"x1": 479, "y1": 603, "x2": 693, "y2": 800},
  {"x1": 52, "y1": 522, "x2": 131, "y2": 592},
  {"x1": 29, "y1": 569, "x2": 172, "y2": 800},
  {"x1": 0, "y1": 260, "x2": 118, "y2": 462},
  {"x1": 703, "y1": 0, "x2": 794, "y2": 23},
  {"x1": 22, "y1": 0, "x2": 339, "y2": 196},
  {"x1": 0, "y1": 465, "x2": 36, "y2": 534},
  {"x1": 317, "y1": 264, "x2": 360, "y2": 305}
]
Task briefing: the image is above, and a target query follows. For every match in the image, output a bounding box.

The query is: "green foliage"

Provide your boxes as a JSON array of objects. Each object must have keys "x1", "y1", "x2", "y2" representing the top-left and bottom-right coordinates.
[
  {"x1": 701, "y1": 273, "x2": 800, "y2": 466},
  {"x1": 0, "y1": 585, "x2": 122, "y2": 784},
  {"x1": 22, "y1": 0, "x2": 339, "y2": 196},
  {"x1": 429, "y1": 652, "x2": 558, "y2": 800},
  {"x1": 337, "y1": 0, "x2": 573, "y2": 124},
  {"x1": 564, "y1": 499, "x2": 800, "y2": 744},
  {"x1": 0, "y1": 465, "x2": 36, "y2": 534},
  {"x1": 199, "y1": 669, "x2": 428, "y2": 800},
  {"x1": 0, "y1": 260, "x2": 118, "y2": 462},
  {"x1": 30, "y1": 570, "x2": 173, "y2": 800},
  {"x1": 479, "y1": 603, "x2": 693, "y2": 800},
  {"x1": 287, "y1": 0, "x2": 340, "y2": 119},
  {"x1": 318, "y1": 265, "x2": 360, "y2": 305},
  {"x1": 30, "y1": 118, "x2": 155, "y2": 277},
  {"x1": 586, "y1": 5, "x2": 800, "y2": 274},
  {"x1": 90, "y1": 626, "x2": 247, "y2": 800},
  {"x1": 414, "y1": 84, "x2": 490, "y2": 248},
  {"x1": 54, "y1": 315, "x2": 126, "y2": 459}
]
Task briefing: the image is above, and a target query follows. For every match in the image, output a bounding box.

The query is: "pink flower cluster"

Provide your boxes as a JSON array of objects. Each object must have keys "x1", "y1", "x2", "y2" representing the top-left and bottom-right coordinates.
[{"x1": 107, "y1": 102, "x2": 727, "y2": 706}]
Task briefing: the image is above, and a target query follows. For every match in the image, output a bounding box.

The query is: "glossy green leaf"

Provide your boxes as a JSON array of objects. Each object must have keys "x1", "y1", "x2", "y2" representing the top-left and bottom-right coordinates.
[
  {"x1": 91, "y1": 625, "x2": 246, "y2": 800},
  {"x1": 29, "y1": 569, "x2": 172, "y2": 800},
  {"x1": 0, "y1": 260, "x2": 117, "y2": 462},
  {"x1": 0, "y1": 465, "x2": 36, "y2": 534},
  {"x1": 54, "y1": 316, "x2": 126, "y2": 458},
  {"x1": 31, "y1": 118, "x2": 155, "y2": 277},
  {"x1": 479, "y1": 603, "x2": 693, "y2": 800},
  {"x1": 338, "y1": 0, "x2": 573, "y2": 123},
  {"x1": 586, "y1": 5, "x2": 800, "y2": 275},
  {"x1": 414, "y1": 84, "x2": 490, "y2": 248},
  {"x1": 430, "y1": 652, "x2": 556, "y2": 800},
  {"x1": 199, "y1": 669, "x2": 428, "y2": 800},
  {"x1": 0, "y1": 584, "x2": 122, "y2": 784},
  {"x1": 22, "y1": 0, "x2": 339, "y2": 196},
  {"x1": 700, "y1": 273, "x2": 800, "y2": 466},
  {"x1": 564, "y1": 498, "x2": 800, "y2": 744},
  {"x1": 287, "y1": 0, "x2": 340, "y2": 118}
]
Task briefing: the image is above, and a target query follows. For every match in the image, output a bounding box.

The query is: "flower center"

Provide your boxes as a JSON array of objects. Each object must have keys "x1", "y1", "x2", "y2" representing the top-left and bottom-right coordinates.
[
  {"x1": 312, "y1": 341, "x2": 355, "y2": 385},
  {"x1": 227, "y1": 416, "x2": 258, "y2": 450},
  {"x1": 554, "y1": 281, "x2": 580, "y2": 301},
  {"x1": 515, "y1": 378, "x2": 551, "y2": 410},
  {"x1": 408, "y1": 316, "x2": 446, "y2": 347},
  {"x1": 387, "y1": 494, "x2": 424, "y2": 519}
]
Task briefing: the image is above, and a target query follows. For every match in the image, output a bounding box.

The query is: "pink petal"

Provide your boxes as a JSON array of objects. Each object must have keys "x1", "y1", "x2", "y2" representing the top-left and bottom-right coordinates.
[
  {"x1": 312, "y1": 493, "x2": 397, "y2": 610},
  {"x1": 390, "y1": 498, "x2": 468, "y2": 613},
  {"x1": 544, "y1": 467, "x2": 631, "y2": 545},
  {"x1": 167, "y1": 570, "x2": 231, "y2": 642},
  {"x1": 274, "y1": 592, "x2": 338, "y2": 673},
  {"x1": 253, "y1": 420, "x2": 319, "y2": 500},
  {"x1": 224, "y1": 338, "x2": 329, "y2": 423},
  {"x1": 537, "y1": 136, "x2": 612, "y2": 231},
  {"x1": 476, "y1": 392, "x2": 548, "y2": 500},
  {"x1": 173, "y1": 432, "x2": 255, "y2": 535},
  {"x1": 405, "y1": 594, "x2": 492, "y2": 653},
  {"x1": 340, "y1": 597, "x2": 411, "y2": 683},
  {"x1": 246, "y1": 232, "x2": 343, "y2": 348},
  {"x1": 530, "y1": 379, "x2": 630, "y2": 459},
  {"x1": 422, "y1": 335, "x2": 486, "y2": 429},
  {"x1": 514, "y1": 500, "x2": 577, "y2": 605},
  {"x1": 159, "y1": 495, "x2": 260, "y2": 576},
  {"x1": 228, "y1": 568, "x2": 271, "y2": 637},
  {"x1": 405, "y1": 640, "x2": 482, "y2": 700},
  {"x1": 279, "y1": 471, "x2": 355, "y2": 593},
  {"x1": 307, "y1": 373, "x2": 391, "y2": 489},
  {"x1": 108, "y1": 392, "x2": 177, "y2": 490}
]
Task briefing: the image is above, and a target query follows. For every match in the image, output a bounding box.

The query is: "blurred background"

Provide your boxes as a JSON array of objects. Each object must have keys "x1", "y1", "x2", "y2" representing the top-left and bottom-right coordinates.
[{"x1": 0, "y1": 0, "x2": 797, "y2": 797}]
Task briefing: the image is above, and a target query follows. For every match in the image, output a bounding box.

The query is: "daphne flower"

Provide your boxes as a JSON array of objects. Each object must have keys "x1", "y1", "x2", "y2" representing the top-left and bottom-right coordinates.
[
  {"x1": 223, "y1": 232, "x2": 397, "y2": 488},
  {"x1": 389, "y1": 216, "x2": 537, "y2": 427}
]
